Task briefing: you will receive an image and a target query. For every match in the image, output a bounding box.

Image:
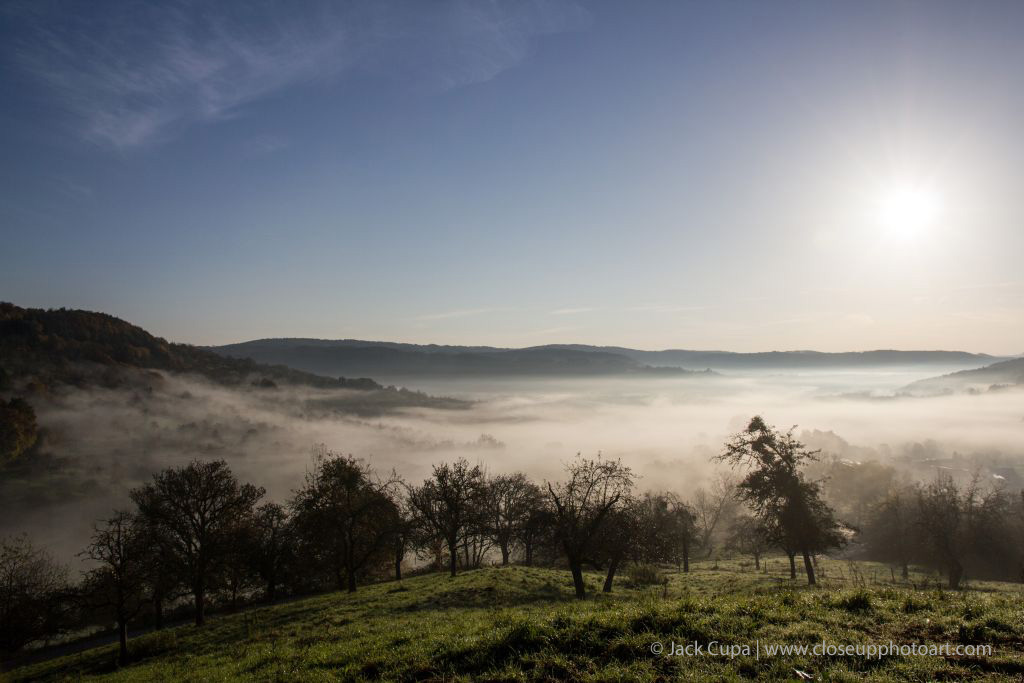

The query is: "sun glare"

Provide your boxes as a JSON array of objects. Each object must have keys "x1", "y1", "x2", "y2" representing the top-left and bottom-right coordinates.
[{"x1": 873, "y1": 184, "x2": 943, "y2": 240}]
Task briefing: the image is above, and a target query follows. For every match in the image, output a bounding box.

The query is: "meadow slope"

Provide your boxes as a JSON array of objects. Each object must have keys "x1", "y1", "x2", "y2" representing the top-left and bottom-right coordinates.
[{"x1": 9, "y1": 559, "x2": 1024, "y2": 682}]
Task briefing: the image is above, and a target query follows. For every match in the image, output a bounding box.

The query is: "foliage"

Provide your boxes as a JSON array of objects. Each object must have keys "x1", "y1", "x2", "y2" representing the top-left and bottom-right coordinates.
[{"x1": 0, "y1": 397, "x2": 38, "y2": 465}]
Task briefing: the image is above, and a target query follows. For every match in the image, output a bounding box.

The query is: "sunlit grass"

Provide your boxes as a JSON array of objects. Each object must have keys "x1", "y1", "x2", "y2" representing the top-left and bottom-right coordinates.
[{"x1": 11, "y1": 557, "x2": 1024, "y2": 681}]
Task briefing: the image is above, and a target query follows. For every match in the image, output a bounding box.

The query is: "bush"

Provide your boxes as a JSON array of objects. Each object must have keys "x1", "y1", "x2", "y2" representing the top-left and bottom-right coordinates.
[
  {"x1": 833, "y1": 589, "x2": 873, "y2": 612},
  {"x1": 627, "y1": 564, "x2": 661, "y2": 586}
]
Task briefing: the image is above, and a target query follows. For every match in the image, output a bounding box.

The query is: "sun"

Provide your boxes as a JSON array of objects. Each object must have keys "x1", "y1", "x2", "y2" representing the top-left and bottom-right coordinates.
[{"x1": 873, "y1": 184, "x2": 943, "y2": 240}]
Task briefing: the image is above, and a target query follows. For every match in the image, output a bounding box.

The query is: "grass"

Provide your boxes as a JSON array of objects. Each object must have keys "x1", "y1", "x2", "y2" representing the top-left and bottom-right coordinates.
[{"x1": 7, "y1": 557, "x2": 1024, "y2": 682}]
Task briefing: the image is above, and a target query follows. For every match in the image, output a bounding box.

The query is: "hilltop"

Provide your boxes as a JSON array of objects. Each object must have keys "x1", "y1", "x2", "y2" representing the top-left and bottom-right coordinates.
[
  {"x1": 0, "y1": 303, "x2": 464, "y2": 410},
  {"x1": 9, "y1": 561, "x2": 1023, "y2": 681},
  {"x1": 212, "y1": 338, "x2": 998, "y2": 381},
  {"x1": 902, "y1": 357, "x2": 1024, "y2": 396}
]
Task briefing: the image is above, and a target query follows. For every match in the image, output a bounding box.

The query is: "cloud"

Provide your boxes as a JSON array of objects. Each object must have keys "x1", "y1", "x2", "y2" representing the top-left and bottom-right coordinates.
[
  {"x1": 243, "y1": 134, "x2": 290, "y2": 157},
  {"x1": 550, "y1": 307, "x2": 596, "y2": 315},
  {"x1": 842, "y1": 313, "x2": 876, "y2": 327},
  {"x1": 8, "y1": 0, "x2": 589, "y2": 149},
  {"x1": 630, "y1": 303, "x2": 706, "y2": 313},
  {"x1": 414, "y1": 308, "x2": 499, "y2": 322}
]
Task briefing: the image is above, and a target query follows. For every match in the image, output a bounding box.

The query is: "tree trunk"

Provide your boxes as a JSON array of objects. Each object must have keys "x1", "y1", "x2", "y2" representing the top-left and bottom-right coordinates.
[
  {"x1": 153, "y1": 595, "x2": 164, "y2": 631},
  {"x1": 500, "y1": 543, "x2": 510, "y2": 566},
  {"x1": 787, "y1": 551, "x2": 796, "y2": 579},
  {"x1": 395, "y1": 547, "x2": 404, "y2": 581},
  {"x1": 117, "y1": 617, "x2": 128, "y2": 665},
  {"x1": 901, "y1": 561, "x2": 909, "y2": 581},
  {"x1": 802, "y1": 549, "x2": 816, "y2": 586},
  {"x1": 448, "y1": 539, "x2": 458, "y2": 577},
  {"x1": 570, "y1": 561, "x2": 586, "y2": 599},
  {"x1": 948, "y1": 559, "x2": 963, "y2": 589},
  {"x1": 603, "y1": 557, "x2": 620, "y2": 593},
  {"x1": 194, "y1": 583, "x2": 205, "y2": 627},
  {"x1": 754, "y1": 552, "x2": 760, "y2": 570},
  {"x1": 682, "y1": 540, "x2": 690, "y2": 573},
  {"x1": 347, "y1": 569, "x2": 357, "y2": 593},
  {"x1": 524, "y1": 542, "x2": 533, "y2": 567},
  {"x1": 267, "y1": 578, "x2": 277, "y2": 602}
]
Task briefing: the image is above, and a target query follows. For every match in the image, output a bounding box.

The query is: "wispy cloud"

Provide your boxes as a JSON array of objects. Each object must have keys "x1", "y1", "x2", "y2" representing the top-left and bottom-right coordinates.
[
  {"x1": 550, "y1": 307, "x2": 596, "y2": 315},
  {"x1": 630, "y1": 303, "x2": 706, "y2": 313},
  {"x1": 414, "y1": 308, "x2": 499, "y2": 322},
  {"x1": 242, "y1": 134, "x2": 290, "y2": 157},
  {"x1": 8, "y1": 0, "x2": 589, "y2": 149}
]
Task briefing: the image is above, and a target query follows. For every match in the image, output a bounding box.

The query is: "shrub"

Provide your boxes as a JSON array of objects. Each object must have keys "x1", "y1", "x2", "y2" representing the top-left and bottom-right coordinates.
[
  {"x1": 833, "y1": 589, "x2": 873, "y2": 612},
  {"x1": 627, "y1": 564, "x2": 661, "y2": 586}
]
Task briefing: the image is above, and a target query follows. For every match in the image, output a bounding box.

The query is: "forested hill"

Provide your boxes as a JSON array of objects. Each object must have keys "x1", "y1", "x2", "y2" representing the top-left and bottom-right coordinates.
[
  {"x1": 0, "y1": 303, "x2": 449, "y2": 403},
  {"x1": 213, "y1": 337, "x2": 997, "y2": 379},
  {"x1": 213, "y1": 339, "x2": 706, "y2": 379},
  {"x1": 902, "y1": 357, "x2": 1024, "y2": 395}
]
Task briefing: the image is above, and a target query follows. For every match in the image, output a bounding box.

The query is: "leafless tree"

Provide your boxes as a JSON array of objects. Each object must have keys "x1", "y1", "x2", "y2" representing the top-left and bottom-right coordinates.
[
  {"x1": 484, "y1": 473, "x2": 543, "y2": 565},
  {"x1": 546, "y1": 454, "x2": 634, "y2": 599},
  {"x1": 0, "y1": 535, "x2": 68, "y2": 655},
  {"x1": 407, "y1": 459, "x2": 486, "y2": 577},
  {"x1": 692, "y1": 472, "x2": 738, "y2": 558},
  {"x1": 80, "y1": 511, "x2": 147, "y2": 664}
]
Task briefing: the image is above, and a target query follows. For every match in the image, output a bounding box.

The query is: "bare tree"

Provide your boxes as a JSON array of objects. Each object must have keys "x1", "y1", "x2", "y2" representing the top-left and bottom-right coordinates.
[
  {"x1": 516, "y1": 496, "x2": 555, "y2": 567},
  {"x1": 596, "y1": 497, "x2": 642, "y2": 593},
  {"x1": 407, "y1": 459, "x2": 486, "y2": 577},
  {"x1": 80, "y1": 511, "x2": 147, "y2": 665},
  {"x1": 662, "y1": 493, "x2": 698, "y2": 573},
  {"x1": 726, "y1": 514, "x2": 770, "y2": 570},
  {"x1": 692, "y1": 472, "x2": 738, "y2": 558},
  {"x1": 250, "y1": 502, "x2": 292, "y2": 601},
  {"x1": 484, "y1": 473, "x2": 542, "y2": 565},
  {"x1": 131, "y1": 459, "x2": 265, "y2": 626},
  {"x1": 0, "y1": 535, "x2": 68, "y2": 655},
  {"x1": 915, "y1": 476, "x2": 968, "y2": 588},
  {"x1": 861, "y1": 486, "x2": 918, "y2": 580},
  {"x1": 546, "y1": 454, "x2": 634, "y2": 599}
]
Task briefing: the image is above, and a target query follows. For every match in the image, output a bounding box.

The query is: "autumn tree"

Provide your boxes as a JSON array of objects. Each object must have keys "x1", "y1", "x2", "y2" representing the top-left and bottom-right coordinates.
[
  {"x1": 0, "y1": 397, "x2": 38, "y2": 465},
  {"x1": 290, "y1": 449, "x2": 400, "y2": 592}
]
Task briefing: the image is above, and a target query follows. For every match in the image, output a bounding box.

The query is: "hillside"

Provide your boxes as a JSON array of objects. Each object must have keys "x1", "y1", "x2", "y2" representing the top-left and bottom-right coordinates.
[
  {"x1": 0, "y1": 303, "x2": 463, "y2": 410},
  {"x1": 213, "y1": 338, "x2": 999, "y2": 380},
  {"x1": 212, "y1": 339, "x2": 706, "y2": 380},
  {"x1": 10, "y1": 561, "x2": 1023, "y2": 681},
  {"x1": 902, "y1": 357, "x2": 1024, "y2": 396}
]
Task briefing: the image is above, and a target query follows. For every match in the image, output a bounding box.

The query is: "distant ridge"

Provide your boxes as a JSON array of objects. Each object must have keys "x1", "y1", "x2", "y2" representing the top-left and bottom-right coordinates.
[
  {"x1": 0, "y1": 303, "x2": 465, "y2": 412},
  {"x1": 212, "y1": 338, "x2": 1000, "y2": 380},
  {"x1": 903, "y1": 357, "x2": 1024, "y2": 396}
]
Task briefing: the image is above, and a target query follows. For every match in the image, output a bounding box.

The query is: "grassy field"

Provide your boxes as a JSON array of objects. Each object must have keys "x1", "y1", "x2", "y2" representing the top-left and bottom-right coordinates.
[{"x1": 7, "y1": 557, "x2": 1024, "y2": 682}]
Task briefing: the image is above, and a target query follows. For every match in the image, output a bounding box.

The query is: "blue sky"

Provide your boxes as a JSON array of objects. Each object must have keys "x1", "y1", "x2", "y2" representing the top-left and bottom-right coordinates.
[{"x1": 2, "y1": 1, "x2": 1023, "y2": 353}]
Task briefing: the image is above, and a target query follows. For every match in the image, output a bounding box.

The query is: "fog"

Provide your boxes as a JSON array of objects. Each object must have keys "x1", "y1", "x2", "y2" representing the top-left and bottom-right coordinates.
[{"x1": 5, "y1": 366, "x2": 1023, "y2": 564}]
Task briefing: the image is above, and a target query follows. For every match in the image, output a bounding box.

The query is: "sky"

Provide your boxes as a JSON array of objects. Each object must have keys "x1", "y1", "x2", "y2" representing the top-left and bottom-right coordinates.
[{"x1": 2, "y1": 0, "x2": 1023, "y2": 354}]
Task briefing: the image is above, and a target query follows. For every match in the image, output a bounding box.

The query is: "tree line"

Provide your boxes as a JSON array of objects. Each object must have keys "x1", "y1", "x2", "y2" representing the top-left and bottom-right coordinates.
[{"x1": 2, "y1": 415, "x2": 1021, "y2": 665}]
